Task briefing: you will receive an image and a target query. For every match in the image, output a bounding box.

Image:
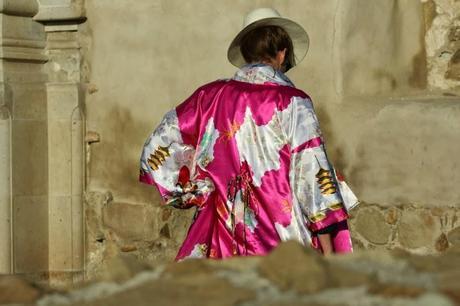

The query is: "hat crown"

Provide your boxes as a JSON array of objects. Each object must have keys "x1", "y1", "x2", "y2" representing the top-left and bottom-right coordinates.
[{"x1": 243, "y1": 8, "x2": 281, "y2": 27}]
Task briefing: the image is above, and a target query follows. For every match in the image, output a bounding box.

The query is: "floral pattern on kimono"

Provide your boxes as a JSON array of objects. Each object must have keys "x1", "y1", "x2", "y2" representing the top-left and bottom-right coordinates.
[{"x1": 139, "y1": 63, "x2": 359, "y2": 260}]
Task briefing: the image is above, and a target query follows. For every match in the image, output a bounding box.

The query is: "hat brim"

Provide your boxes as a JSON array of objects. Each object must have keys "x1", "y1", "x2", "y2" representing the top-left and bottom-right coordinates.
[{"x1": 227, "y1": 17, "x2": 310, "y2": 70}]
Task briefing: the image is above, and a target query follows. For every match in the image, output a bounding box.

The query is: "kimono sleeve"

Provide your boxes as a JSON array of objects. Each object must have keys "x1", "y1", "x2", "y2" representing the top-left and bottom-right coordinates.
[
  {"x1": 139, "y1": 108, "x2": 214, "y2": 209},
  {"x1": 281, "y1": 96, "x2": 359, "y2": 232}
]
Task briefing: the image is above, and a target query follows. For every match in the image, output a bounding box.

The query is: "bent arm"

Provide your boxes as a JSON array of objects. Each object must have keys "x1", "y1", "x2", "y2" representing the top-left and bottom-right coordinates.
[{"x1": 139, "y1": 109, "x2": 214, "y2": 208}]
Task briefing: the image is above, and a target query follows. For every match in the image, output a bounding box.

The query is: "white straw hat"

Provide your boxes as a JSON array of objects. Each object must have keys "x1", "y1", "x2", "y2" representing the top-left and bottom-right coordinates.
[{"x1": 227, "y1": 8, "x2": 310, "y2": 69}]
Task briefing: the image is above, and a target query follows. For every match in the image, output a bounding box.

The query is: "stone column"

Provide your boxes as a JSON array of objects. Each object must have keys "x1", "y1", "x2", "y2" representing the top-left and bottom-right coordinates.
[
  {"x1": 0, "y1": 0, "x2": 47, "y2": 275},
  {"x1": 34, "y1": 0, "x2": 86, "y2": 286}
]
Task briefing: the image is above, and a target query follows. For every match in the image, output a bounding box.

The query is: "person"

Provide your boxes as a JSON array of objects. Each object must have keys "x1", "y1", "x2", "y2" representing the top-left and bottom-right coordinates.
[{"x1": 139, "y1": 8, "x2": 358, "y2": 261}]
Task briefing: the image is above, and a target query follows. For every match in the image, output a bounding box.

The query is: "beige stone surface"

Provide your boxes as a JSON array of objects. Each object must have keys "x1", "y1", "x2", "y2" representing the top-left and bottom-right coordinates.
[
  {"x1": 34, "y1": 0, "x2": 85, "y2": 22},
  {"x1": 329, "y1": 96, "x2": 460, "y2": 207},
  {"x1": 33, "y1": 241, "x2": 460, "y2": 306},
  {"x1": 353, "y1": 206, "x2": 392, "y2": 245},
  {"x1": 425, "y1": 0, "x2": 460, "y2": 90},
  {"x1": 46, "y1": 83, "x2": 80, "y2": 120},
  {"x1": 0, "y1": 275, "x2": 41, "y2": 304},
  {"x1": 258, "y1": 241, "x2": 328, "y2": 293},
  {"x1": 48, "y1": 195, "x2": 73, "y2": 271},
  {"x1": 102, "y1": 201, "x2": 157, "y2": 241},
  {"x1": 0, "y1": 0, "x2": 39, "y2": 17},
  {"x1": 337, "y1": 0, "x2": 425, "y2": 96},
  {"x1": 48, "y1": 119, "x2": 72, "y2": 195},
  {"x1": 11, "y1": 84, "x2": 47, "y2": 120},
  {"x1": 447, "y1": 226, "x2": 460, "y2": 245},
  {"x1": 44, "y1": 24, "x2": 86, "y2": 284},
  {"x1": 397, "y1": 208, "x2": 442, "y2": 250},
  {"x1": 12, "y1": 119, "x2": 48, "y2": 197},
  {"x1": 0, "y1": 108, "x2": 11, "y2": 273},
  {"x1": 13, "y1": 195, "x2": 48, "y2": 273},
  {"x1": 0, "y1": 14, "x2": 46, "y2": 62}
]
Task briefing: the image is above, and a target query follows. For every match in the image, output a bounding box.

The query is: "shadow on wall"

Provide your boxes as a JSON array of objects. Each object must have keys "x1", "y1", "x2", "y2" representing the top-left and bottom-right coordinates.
[{"x1": 89, "y1": 105, "x2": 156, "y2": 202}]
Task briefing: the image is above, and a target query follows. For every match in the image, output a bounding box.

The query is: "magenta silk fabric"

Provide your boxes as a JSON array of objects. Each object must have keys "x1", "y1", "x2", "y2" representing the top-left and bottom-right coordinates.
[{"x1": 139, "y1": 64, "x2": 358, "y2": 260}]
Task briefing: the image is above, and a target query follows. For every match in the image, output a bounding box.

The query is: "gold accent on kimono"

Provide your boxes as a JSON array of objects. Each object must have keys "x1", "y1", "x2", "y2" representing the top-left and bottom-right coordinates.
[
  {"x1": 329, "y1": 202, "x2": 344, "y2": 210},
  {"x1": 308, "y1": 203, "x2": 344, "y2": 222},
  {"x1": 281, "y1": 199, "x2": 292, "y2": 214},
  {"x1": 221, "y1": 121, "x2": 241, "y2": 142},
  {"x1": 316, "y1": 168, "x2": 337, "y2": 195},
  {"x1": 309, "y1": 211, "x2": 327, "y2": 222},
  {"x1": 199, "y1": 244, "x2": 209, "y2": 256},
  {"x1": 148, "y1": 145, "x2": 170, "y2": 171}
]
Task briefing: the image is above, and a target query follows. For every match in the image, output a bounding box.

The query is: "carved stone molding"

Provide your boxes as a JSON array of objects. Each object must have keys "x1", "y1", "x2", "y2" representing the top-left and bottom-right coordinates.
[
  {"x1": 0, "y1": 0, "x2": 39, "y2": 17},
  {"x1": 0, "y1": 13, "x2": 47, "y2": 63},
  {"x1": 34, "y1": 0, "x2": 85, "y2": 23}
]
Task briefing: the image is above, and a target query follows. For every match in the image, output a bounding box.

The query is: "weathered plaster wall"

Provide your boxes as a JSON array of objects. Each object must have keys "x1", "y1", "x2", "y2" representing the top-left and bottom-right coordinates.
[
  {"x1": 84, "y1": 0, "x2": 434, "y2": 205},
  {"x1": 81, "y1": 0, "x2": 460, "y2": 277}
]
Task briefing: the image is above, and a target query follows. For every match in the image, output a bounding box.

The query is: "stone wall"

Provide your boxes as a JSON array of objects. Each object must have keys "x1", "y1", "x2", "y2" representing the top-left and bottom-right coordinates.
[
  {"x1": 424, "y1": 0, "x2": 460, "y2": 89},
  {"x1": 349, "y1": 203, "x2": 460, "y2": 254}
]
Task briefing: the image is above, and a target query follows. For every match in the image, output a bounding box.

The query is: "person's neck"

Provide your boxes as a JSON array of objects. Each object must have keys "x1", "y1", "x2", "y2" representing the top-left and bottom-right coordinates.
[{"x1": 260, "y1": 60, "x2": 282, "y2": 71}]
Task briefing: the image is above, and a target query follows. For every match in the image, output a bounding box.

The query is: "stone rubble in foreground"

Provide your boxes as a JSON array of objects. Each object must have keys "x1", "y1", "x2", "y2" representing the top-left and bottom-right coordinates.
[{"x1": 1, "y1": 241, "x2": 460, "y2": 306}]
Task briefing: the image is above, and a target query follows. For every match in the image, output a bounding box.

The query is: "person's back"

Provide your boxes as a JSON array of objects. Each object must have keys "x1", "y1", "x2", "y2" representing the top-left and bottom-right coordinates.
[{"x1": 139, "y1": 8, "x2": 358, "y2": 261}]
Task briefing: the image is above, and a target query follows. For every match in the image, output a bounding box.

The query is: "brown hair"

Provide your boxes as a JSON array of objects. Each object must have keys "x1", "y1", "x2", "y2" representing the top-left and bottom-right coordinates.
[{"x1": 240, "y1": 25, "x2": 295, "y2": 71}]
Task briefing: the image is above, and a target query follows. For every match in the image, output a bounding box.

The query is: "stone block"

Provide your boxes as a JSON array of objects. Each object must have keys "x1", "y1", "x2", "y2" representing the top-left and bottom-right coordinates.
[
  {"x1": 397, "y1": 209, "x2": 442, "y2": 250},
  {"x1": 0, "y1": 115, "x2": 11, "y2": 273},
  {"x1": 98, "y1": 254, "x2": 152, "y2": 283},
  {"x1": 0, "y1": 15, "x2": 46, "y2": 62},
  {"x1": 102, "y1": 202, "x2": 158, "y2": 241},
  {"x1": 48, "y1": 195, "x2": 72, "y2": 271},
  {"x1": 71, "y1": 194, "x2": 84, "y2": 269},
  {"x1": 447, "y1": 227, "x2": 460, "y2": 246},
  {"x1": 0, "y1": 0, "x2": 39, "y2": 17},
  {"x1": 3, "y1": 61, "x2": 48, "y2": 83},
  {"x1": 0, "y1": 275, "x2": 41, "y2": 304},
  {"x1": 34, "y1": 0, "x2": 85, "y2": 22},
  {"x1": 47, "y1": 49, "x2": 82, "y2": 83},
  {"x1": 48, "y1": 119, "x2": 72, "y2": 196},
  {"x1": 13, "y1": 195, "x2": 48, "y2": 273},
  {"x1": 446, "y1": 49, "x2": 460, "y2": 80},
  {"x1": 258, "y1": 241, "x2": 327, "y2": 293},
  {"x1": 12, "y1": 119, "x2": 48, "y2": 197},
  {"x1": 11, "y1": 84, "x2": 47, "y2": 120},
  {"x1": 353, "y1": 206, "x2": 392, "y2": 245},
  {"x1": 0, "y1": 14, "x2": 44, "y2": 42},
  {"x1": 46, "y1": 83, "x2": 80, "y2": 120}
]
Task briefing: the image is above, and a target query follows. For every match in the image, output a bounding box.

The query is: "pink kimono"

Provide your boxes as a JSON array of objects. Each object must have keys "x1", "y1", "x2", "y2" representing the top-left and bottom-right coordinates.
[{"x1": 139, "y1": 63, "x2": 359, "y2": 261}]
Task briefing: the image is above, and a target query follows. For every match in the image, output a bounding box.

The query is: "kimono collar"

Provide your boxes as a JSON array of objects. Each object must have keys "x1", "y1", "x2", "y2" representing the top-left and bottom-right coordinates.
[{"x1": 232, "y1": 63, "x2": 295, "y2": 87}]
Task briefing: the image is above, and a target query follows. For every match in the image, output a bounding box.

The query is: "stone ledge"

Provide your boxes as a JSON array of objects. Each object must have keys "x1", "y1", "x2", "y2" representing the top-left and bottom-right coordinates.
[
  {"x1": 0, "y1": 46, "x2": 47, "y2": 62},
  {"x1": 0, "y1": 0, "x2": 39, "y2": 17},
  {"x1": 34, "y1": 0, "x2": 85, "y2": 23}
]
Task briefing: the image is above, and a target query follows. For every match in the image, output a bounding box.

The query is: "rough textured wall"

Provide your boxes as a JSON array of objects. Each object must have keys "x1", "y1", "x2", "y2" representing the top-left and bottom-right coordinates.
[
  {"x1": 424, "y1": 0, "x2": 460, "y2": 89},
  {"x1": 81, "y1": 0, "x2": 460, "y2": 278}
]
